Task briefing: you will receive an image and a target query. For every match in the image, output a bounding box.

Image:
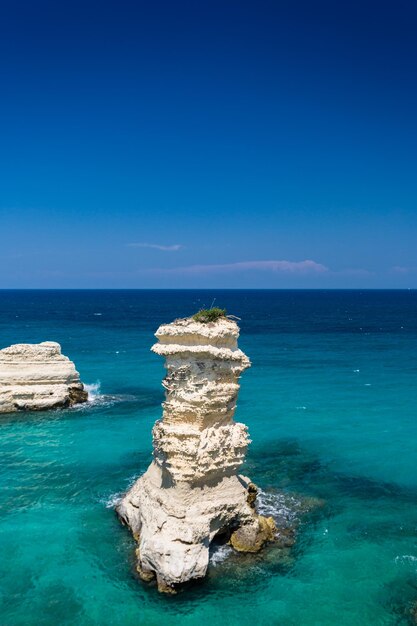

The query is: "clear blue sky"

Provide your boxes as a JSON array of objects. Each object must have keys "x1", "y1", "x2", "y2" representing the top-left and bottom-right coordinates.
[{"x1": 1, "y1": 0, "x2": 416, "y2": 288}]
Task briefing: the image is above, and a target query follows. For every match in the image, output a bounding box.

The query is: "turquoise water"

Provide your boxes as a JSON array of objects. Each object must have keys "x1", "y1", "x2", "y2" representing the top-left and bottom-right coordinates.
[{"x1": 1, "y1": 290, "x2": 417, "y2": 625}]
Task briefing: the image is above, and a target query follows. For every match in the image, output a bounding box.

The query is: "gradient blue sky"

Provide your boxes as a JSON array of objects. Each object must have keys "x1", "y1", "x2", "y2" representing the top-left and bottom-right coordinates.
[{"x1": 1, "y1": 0, "x2": 416, "y2": 288}]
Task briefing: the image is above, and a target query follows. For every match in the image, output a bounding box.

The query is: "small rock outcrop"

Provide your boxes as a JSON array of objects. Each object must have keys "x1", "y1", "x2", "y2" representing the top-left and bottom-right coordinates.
[
  {"x1": 0, "y1": 341, "x2": 88, "y2": 413},
  {"x1": 116, "y1": 316, "x2": 275, "y2": 592}
]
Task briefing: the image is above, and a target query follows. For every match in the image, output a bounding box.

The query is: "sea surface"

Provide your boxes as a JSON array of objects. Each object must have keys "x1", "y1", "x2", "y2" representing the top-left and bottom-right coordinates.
[{"x1": 1, "y1": 290, "x2": 417, "y2": 626}]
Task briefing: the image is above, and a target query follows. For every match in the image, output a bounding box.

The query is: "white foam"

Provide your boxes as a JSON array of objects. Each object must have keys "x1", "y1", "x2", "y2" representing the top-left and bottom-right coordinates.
[
  {"x1": 101, "y1": 474, "x2": 140, "y2": 509},
  {"x1": 103, "y1": 492, "x2": 123, "y2": 508},
  {"x1": 85, "y1": 381, "x2": 101, "y2": 401},
  {"x1": 210, "y1": 544, "x2": 233, "y2": 566},
  {"x1": 73, "y1": 381, "x2": 136, "y2": 410},
  {"x1": 395, "y1": 555, "x2": 417, "y2": 564},
  {"x1": 256, "y1": 489, "x2": 299, "y2": 524}
]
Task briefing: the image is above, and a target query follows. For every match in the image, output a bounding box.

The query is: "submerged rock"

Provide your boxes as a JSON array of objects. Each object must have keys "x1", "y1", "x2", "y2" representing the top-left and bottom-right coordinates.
[
  {"x1": 0, "y1": 341, "x2": 88, "y2": 413},
  {"x1": 230, "y1": 515, "x2": 277, "y2": 552},
  {"x1": 116, "y1": 316, "x2": 275, "y2": 592}
]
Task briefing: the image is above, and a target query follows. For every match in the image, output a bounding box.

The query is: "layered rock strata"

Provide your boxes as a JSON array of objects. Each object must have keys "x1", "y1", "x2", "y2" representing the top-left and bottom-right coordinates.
[
  {"x1": 116, "y1": 316, "x2": 275, "y2": 592},
  {"x1": 0, "y1": 341, "x2": 88, "y2": 413}
]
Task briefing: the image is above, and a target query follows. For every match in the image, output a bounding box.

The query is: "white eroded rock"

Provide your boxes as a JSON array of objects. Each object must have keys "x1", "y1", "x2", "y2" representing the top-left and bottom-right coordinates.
[
  {"x1": 116, "y1": 316, "x2": 275, "y2": 592},
  {"x1": 0, "y1": 341, "x2": 88, "y2": 413}
]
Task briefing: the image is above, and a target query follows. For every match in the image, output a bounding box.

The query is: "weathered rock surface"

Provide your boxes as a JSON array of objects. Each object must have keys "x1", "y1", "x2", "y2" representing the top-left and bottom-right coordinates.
[
  {"x1": 116, "y1": 316, "x2": 275, "y2": 592},
  {"x1": 0, "y1": 341, "x2": 88, "y2": 413}
]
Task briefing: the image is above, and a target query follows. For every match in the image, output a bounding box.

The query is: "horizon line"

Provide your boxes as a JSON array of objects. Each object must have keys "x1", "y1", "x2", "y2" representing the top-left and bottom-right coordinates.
[{"x1": 0, "y1": 288, "x2": 416, "y2": 292}]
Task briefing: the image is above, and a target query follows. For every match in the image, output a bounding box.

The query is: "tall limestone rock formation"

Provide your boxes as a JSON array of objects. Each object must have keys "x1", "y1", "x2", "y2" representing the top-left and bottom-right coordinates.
[
  {"x1": 0, "y1": 341, "x2": 88, "y2": 413},
  {"x1": 116, "y1": 315, "x2": 275, "y2": 592}
]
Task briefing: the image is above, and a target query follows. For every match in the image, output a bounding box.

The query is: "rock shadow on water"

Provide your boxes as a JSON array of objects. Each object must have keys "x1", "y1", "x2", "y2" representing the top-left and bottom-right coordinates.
[
  {"x1": 244, "y1": 436, "x2": 417, "y2": 624},
  {"x1": 378, "y1": 573, "x2": 417, "y2": 625},
  {"x1": 247, "y1": 437, "x2": 417, "y2": 511},
  {"x1": 1, "y1": 579, "x2": 84, "y2": 626},
  {"x1": 245, "y1": 438, "x2": 327, "y2": 489}
]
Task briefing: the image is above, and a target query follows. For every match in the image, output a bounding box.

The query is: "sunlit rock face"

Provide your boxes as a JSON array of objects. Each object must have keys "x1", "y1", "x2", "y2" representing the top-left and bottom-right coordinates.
[
  {"x1": 117, "y1": 317, "x2": 275, "y2": 592},
  {"x1": 0, "y1": 341, "x2": 87, "y2": 413}
]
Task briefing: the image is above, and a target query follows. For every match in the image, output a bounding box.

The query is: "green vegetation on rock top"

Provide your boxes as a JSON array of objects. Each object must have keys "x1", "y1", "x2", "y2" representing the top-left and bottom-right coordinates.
[{"x1": 192, "y1": 307, "x2": 227, "y2": 323}]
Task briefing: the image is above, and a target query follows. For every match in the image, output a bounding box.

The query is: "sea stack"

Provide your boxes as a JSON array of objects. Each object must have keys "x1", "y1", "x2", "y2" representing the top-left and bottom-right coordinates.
[
  {"x1": 0, "y1": 341, "x2": 88, "y2": 413},
  {"x1": 116, "y1": 314, "x2": 275, "y2": 592}
]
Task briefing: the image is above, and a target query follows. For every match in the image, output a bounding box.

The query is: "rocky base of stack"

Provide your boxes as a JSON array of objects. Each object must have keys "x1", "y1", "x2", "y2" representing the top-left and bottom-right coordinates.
[
  {"x1": 117, "y1": 463, "x2": 276, "y2": 593},
  {"x1": 0, "y1": 341, "x2": 88, "y2": 413}
]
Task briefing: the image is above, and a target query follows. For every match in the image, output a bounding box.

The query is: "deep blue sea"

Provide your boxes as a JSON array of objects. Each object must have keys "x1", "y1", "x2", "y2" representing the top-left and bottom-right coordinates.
[{"x1": 1, "y1": 290, "x2": 417, "y2": 625}]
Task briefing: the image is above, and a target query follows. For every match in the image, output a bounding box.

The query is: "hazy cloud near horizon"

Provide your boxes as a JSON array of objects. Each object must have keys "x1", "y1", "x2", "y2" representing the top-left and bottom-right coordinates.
[
  {"x1": 147, "y1": 260, "x2": 329, "y2": 274},
  {"x1": 390, "y1": 266, "x2": 417, "y2": 275}
]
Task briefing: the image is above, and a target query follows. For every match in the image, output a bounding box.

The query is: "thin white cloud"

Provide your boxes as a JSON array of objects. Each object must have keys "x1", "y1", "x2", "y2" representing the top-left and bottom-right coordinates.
[
  {"x1": 127, "y1": 242, "x2": 183, "y2": 252},
  {"x1": 390, "y1": 265, "x2": 416, "y2": 274},
  {"x1": 148, "y1": 259, "x2": 329, "y2": 275},
  {"x1": 335, "y1": 268, "x2": 375, "y2": 277}
]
